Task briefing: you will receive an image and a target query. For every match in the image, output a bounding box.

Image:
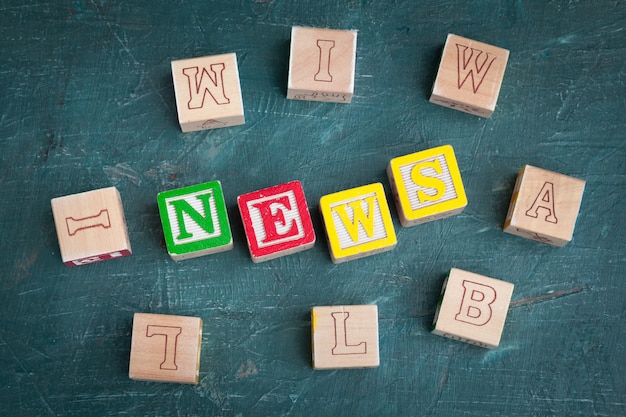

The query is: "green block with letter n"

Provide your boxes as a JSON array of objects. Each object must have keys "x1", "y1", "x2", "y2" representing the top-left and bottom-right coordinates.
[{"x1": 157, "y1": 181, "x2": 233, "y2": 260}]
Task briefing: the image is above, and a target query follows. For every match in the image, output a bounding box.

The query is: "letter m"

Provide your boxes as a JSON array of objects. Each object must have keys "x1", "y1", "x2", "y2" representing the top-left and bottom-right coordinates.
[
  {"x1": 183, "y1": 64, "x2": 231, "y2": 109},
  {"x1": 456, "y1": 44, "x2": 497, "y2": 93}
]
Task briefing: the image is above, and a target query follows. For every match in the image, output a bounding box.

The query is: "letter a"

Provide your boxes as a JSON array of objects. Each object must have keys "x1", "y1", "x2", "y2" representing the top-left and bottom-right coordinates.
[
  {"x1": 525, "y1": 182, "x2": 558, "y2": 223},
  {"x1": 455, "y1": 280, "x2": 496, "y2": 326},
  {"x1": 331, "y1": 196, "x2": 378, "y2": 242},
  {"x1": 331, "y1": 311, "x2": 366, "y2": 355},
  {"x1": 183, "y1": 64, "x2": 231, "y2": 109},
  {"x1": 456, "y1": 44, "x2": 497, "y2": 93},
  {"x1": 411, "y1": 159, "x2": 447, "y2": 203},
  {"x1": 146, "y1": 325, "x2": 182, "y2": 370}
]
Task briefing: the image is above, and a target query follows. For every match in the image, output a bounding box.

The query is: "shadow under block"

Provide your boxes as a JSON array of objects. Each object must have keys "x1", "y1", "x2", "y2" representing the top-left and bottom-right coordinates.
[
  {"x1": 387, "y1": 144, "x2": 467, "y2": 227},
  {"x1": 129, "y1": 313, "x2": 202, "y2": 384},
  {"x1": 432, "y1": 268, "x2": 514, "y2": 349},
  {"x1": 157, "y1": 181, "x2": 233, "y2": 261},
  {"x1": 319, "y1": 183, "x2": 397, "y2": 264},
  {"x1": 311, "y1": 305, "x2": 379, "y2": 370},
  {"x1": 287, "y1": 26, "x2": 357, "y2": 103},
  {"x1": 171, "y1": 53, "x2": 245, "y2": 132},
  {"x1": 237, "y1": 180, "x2": 316, "y2": 263},
  {"x1": 51, "y1": 187, "x2": 132, "y2": 267},
  {"x1": 430, "y1": 34, "x2": 509, "y2": 117},
  {"x1": 503, "y1": 165, "x2": 586, "y2": 246}
]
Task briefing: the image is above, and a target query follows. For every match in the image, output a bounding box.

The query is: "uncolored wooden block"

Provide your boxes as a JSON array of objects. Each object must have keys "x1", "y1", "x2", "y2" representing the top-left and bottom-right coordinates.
[
  {"x1": 430, "y1": 34, "x2": 509, "y2": 117},
  {"x1": 237, "y1": 180, "x2": 316, "y2": 263},
  {"x1": 171, "y1": 53, "x2": 245, "y2": 132},
  {"x1": 319, "y1": 183, "x2": 397, "y2": 263},
  {"x1": 51, "y1": 187, "x2": 132, "y2": 267},
  {"x1": 432, "y1": 268, "x2": 514, "y2": 349},
  {"x1": 387, "y1": 144, "x2": 467, "y2": 227},
  {"x1": 503, "y1": 165, "x2": 585, "y2": 246},
  {"x1": 311, "y1": 305, "x2": 379, "y2": 370},
  {"x1": 287, "y1": 26, "x2": 357, "y2": 103},
  {"x1": 129, "y1": 313, "x2": 202, "y2": 384},
  {"x1": 157, "y1": 181, "x2": 233, "y2": 261}
]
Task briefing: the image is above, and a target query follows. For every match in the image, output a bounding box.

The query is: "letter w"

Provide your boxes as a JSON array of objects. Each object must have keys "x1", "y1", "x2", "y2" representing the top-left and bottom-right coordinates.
[
  {"x1": 183, "y1": 64, "x2": 230, "y2": 109},
  {"x1": 332, "y1": 196, "x2": 377, "y2": 242},
  {"x1": 456, "y1": 44, "x2": 497, "y2": 93}
]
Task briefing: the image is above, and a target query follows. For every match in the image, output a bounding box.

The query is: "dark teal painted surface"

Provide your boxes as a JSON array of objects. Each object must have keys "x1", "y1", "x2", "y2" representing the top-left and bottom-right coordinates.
[{"x1": 1, "y1": 1, "x2": 625, "y2": 416}]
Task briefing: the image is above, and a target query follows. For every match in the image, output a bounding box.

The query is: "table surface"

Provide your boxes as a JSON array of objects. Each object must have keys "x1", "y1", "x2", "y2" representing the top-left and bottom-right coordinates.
[{"x1": 1, "y1": 1, "x2": 625, "y2": 416}]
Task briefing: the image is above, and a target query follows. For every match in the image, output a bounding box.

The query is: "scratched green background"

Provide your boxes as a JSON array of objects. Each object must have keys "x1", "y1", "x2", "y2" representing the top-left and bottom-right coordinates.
[{"x1": 1, "y1": 1, "x2": 625, "y2": 416}]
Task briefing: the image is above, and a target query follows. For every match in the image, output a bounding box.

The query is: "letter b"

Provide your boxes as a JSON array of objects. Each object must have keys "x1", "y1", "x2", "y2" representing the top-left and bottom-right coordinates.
[{"x1": 455, "y1": 280, "x2": 496, "y2": 326}]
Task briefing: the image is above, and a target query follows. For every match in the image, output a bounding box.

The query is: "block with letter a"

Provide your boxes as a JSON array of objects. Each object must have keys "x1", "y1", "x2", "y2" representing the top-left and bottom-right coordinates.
[
  {"x1": 129, "y1": 313, "x2": 203, "y2": 384},
  {"x1": 237, "y1": 180, "x2": 316, "y2": 263},
  {"x1": 171, "y1": 53, "x2": 245, "y2": 132},
  {"x1": 503, "y1": 165, "x2": 585, "y2": 246},
  {"x1": 320, "y1": 183, "x2": 397, "y2": 264},
  {"x1": 432, "y1": 268, "x2": 514, "y2": 349},
  {"x1": 287, "y1": 26, "x2": 357, "y2": 103},
  {"x1": 430, "y1": 34, "x2": 509, "y2": 117},
  {"x1": 387, "y1": 144, "x2": 467, "y2": 226},
  {"x1": 51, "y1": 187, "x2": 132, "y2": 267},
  {"x1": 311, "y1": 305, "x2": 379, "y2": 369}
]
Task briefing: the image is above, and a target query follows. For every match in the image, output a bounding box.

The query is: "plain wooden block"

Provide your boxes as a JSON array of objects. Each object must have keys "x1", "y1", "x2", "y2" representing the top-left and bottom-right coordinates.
[
  {"x1": 51, "y1": 187, "x2": 132, "y2": 267},
  {"x1": 430, "y1": 34, "x2": 509, "y2": 117},
  {"x1": 311, "y1": 305, "x2": 379, "y2": 370},
  {"x1": 171, "y1": 53, "x2": 245, "y2": 132},
  {"x1": 319, "y1": 183, "x2": 397, "y2": 264},
  {"x1": 503, "y1": 165, "x2": 586, "y2": 246},
  {"x1": 129, "y1": 313, "x2": 202, "y2": 384},
  {"x1": 237, "y1": 180, "x2": 316, "y2": 263},
  {"x1": 287, "y1": 26, "x2": 357, "y2": 103},
  {"x1": 387, "y1": 144, "x2": 467, "y2": 227},
  {"x1": 432, "y1": 268, "x2": 514, "y2": 349},
  {"x1": 157, "y1": 181, "x2": 233, "y2": 261}
]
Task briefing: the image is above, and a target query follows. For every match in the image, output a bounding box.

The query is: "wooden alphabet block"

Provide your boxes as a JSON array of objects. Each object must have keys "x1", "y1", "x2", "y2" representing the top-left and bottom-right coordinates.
[
  {"x1": 157, "y1": 181, "x2": 233, "y2": 261},
  {"x1": 129, "y1": 313, "x2": 202, "y2": 384},
  {"x1": 287, "y1": 26, "x2": 357, "y2": 103},
  {"x1": 430, "y1": 34, "x2": 509, "y2": 117},
  {"x1": 171, "y1": 53, "x2": 245, "y2": 132},
  {"x1": 432, "y1": 268, "x2": 514, "y2": 349},
  {"x1": 51, "y1": 187, "x2": 132, "y2": 267},
  {"x1": 503, "y1": 165, "x2": 586, "y2": 246},
  {"x1": 319, "y1": 183, "x2": 397, "y2": 263},
  {"x1": 237, "y1": 180, "x2": 316, "y2": 263},
  {"x1": 387, "y1": 145, "x2": 467, "y2": 226},
  {"x1": 311, "y1": 305, "x2": 379, "y2": 369}
]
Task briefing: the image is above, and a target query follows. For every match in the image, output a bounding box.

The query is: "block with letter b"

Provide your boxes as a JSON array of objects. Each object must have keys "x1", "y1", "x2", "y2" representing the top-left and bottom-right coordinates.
[{"x1": 432, "y1": 268, "x2": 514, "y2": 349}]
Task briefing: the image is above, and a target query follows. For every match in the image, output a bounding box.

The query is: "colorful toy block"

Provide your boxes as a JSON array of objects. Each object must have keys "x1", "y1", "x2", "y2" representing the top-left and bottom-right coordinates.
[
  {"x1": 387, "y1": 145, "x2": 467, "y2": 226},
  {"x1": 51, "y1": 187, "x2": 132, "y2": 267},
  {"x1": 287, "y1": 26, "x2": 357, "y2": 103},
  {"x1": 237, "y1": 180, "x2": 316, "y2": 263},
  {"x1": 171, "y1": 53, "x2": 245, "y2": 132},
  {"x1": 157, "y1": 181, "x2": 233, "y2": 261},
  {"x1": 319, "y1": 183, "x2": 396, "y2": 263},
  {"x1": 432, "y1": 268, "x2": 514, "y2": 349},
  {"x1": 430, "y1": 34, "x2": 509, "y2": 117},
  {"x1": 311, "y1": 304, "x2": 379, "y2": 369},
  {"x1": 503, "y1": 165, "x2": 586, "y2": 246},
  {"x1": 129, "y1": 313, "x2": 202, "y2": 384}
]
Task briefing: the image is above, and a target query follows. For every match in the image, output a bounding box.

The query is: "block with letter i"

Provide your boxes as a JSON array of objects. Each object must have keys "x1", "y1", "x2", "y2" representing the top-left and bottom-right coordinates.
[
  {"x1": 320, "y1": 183, "x2": 397, "y2": 264},
  {"x1": 430, "y1": 34, "x2": 509, "y2": 117},
  {"x1": 157, "y1": 181, "x2": 233, "y2": 261},
  {"x1": 387, "y1": 144, "x2": 467, "y2": 226},
  {"x1": 287, "y1": 26, "x2": 357, "y2": 103},
  {"x1": 171, "y1": 53, "x2": 245, "y2": 132},
  {"x1": 51, "y1": 187, "x2": 132, "y2": 267},
  {"x1": 129, "y1": 313, "x2": 202, "y2": 384},
  {"x1": 237, "y1": 180, "x2": 316, "y2": 263},
  {"x1": 311, "y1": 305, "x2": 379, "y2": 370},
  {"x1": 503, "y1": 165, "x2": 585, "y2": 246}
]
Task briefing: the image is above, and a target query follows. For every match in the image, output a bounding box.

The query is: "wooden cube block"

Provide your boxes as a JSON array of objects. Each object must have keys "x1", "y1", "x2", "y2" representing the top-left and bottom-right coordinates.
[
  {"x1": 129, "y1": 313, "x2": 202, "y2": 384},
  {"x1": 432, "y1": 268, "x2": 514, "y2": 349},
  {"x1": 51, "y1": 187, "x2": 132, "y2": 267},
  {"x1": 311, "y1": 305, "x2": 379, "y2": 370},
  {"x1": 387, "y1": 145, "x2": 467, "y2": 226},
  {"x1": 171, "y1": 53, "x2": 245, "y2": 132},
  {"x1": 237, "y1": 180, "x2": 316, "y2": 263},
  {"x1": 157, "y1": 181, "x2": 233, "y2": 261},
  {"x1": 503, "y1": 165, "x2": 586, "y2": 246},
  {"x1": 319, "y1": 183, "x2": 397, "y2": 263},
  {"x1": 287, "y1": 26, "x2": 357, "y2": 103},
  {"x1": 430, "y1": 34, "x2": 509, "y2": 117}
]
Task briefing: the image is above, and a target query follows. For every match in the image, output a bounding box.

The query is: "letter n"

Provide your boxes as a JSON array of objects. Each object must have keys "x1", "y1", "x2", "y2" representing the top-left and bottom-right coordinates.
[{"x1": 168, "y1": 192, "x2": 216, "y2": 241}]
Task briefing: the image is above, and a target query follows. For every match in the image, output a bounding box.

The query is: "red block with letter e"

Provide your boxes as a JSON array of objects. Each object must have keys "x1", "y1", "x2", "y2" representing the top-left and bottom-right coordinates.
[{"x1": 237, "y1": 180, "x2": 316, "y2": 263}]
